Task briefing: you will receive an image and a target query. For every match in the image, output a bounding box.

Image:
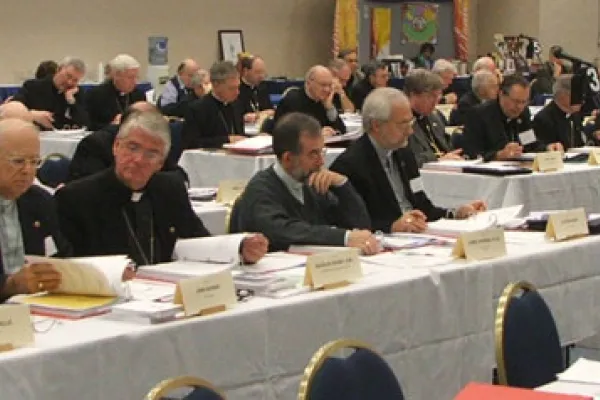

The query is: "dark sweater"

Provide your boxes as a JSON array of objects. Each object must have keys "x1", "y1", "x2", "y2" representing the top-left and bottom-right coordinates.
[{"x1": 230, "y1": 166, "x2": 371, "y2": 252}]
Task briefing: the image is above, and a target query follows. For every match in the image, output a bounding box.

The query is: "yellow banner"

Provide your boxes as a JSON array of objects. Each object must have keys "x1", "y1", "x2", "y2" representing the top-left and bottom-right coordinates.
[
  {"x1": 333, "y1": 0, "x2": 358, "y2": 56},
  {"x1": 370, "y1": 7, "x2": 391, "y2": 59}
]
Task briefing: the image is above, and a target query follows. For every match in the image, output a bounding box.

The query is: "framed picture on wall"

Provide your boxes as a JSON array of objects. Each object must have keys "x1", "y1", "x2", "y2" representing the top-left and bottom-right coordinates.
[{"x1": 218, "y1": 30, "x2": 245, "y2": 63}]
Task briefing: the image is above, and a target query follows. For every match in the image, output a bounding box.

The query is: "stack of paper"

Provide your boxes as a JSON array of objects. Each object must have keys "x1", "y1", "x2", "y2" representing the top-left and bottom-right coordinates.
[
  {"x1": 188, "y1": 187, "x2": 217, "y2": 201},
  {"x1": 136, "y1": 261, "x2": 233, "y2": 283},
  {"x1": 234, "y1": 252, "x2": 306, "y2": 296},
  {"x1": 422, "y1": 159, "x2": 483, "y2": 172},
  {"x1": 15, "y1": 294, "x2": 117, "y2": 319},
  {"x1": 110, "y1": 301, "x2": 182, "y2": 324},
  {"x1": 223, "y1": 136, "x2": 273, "y2": 154},
  {"x1": 426, "y1": 205, "x2": 524, "y2": 237},
  {"x1": 325, "y1": 130, "x2": 363, "y2": 144}
]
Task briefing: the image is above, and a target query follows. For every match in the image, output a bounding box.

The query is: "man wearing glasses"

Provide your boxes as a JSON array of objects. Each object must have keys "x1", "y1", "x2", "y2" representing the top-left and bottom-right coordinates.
[
  {"x1": 462, "y1": 74, "x2": 563, "y2": 161},
  {"x1": 273, "y1": 65, "x2": 347, "y2": 137},
  {"x1": 0, "y1": 119, "x2": 71, "y2": 301},
  {"x1": 331, "y1": 88, "x2": 486, "y2": 233},
  {"x1": 56, "y1": 111, "x2": 268, "y2": 266},
  {"x1": 230, "y1": 112, "x2": 379, "y2": 255}
]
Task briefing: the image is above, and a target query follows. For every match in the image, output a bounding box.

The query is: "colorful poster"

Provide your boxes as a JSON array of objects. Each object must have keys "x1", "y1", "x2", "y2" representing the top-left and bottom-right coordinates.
[
  {"x1": 453, "y1": 0, "x2": 470, "y2": 60},
  {"x1": 333, "y1": 0, "x2": 359, "y2": 57},
  {"x1": 401, "y1": 3, "x2": 439, "y2": 44},
  {"x1": 370, "y1": 7, "x2": 391, "y2": 59}
]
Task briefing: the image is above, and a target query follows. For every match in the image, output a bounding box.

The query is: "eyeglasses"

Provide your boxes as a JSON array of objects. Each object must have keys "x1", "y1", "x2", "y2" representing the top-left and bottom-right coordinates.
[
  {"x1": 306, "y1": 148, "x2": 328, "y2": 160},
  {"x1": 5, "y1": 156, "x2": 42, "y2": 169},
  {"x1": 394, "y1": 117, "x2": 416, "y2": 129},
  {"x1": 505, "y1": 95, "x2": 529, "y2": 107},
  {"x1": 122, "y1": 142, "x2": 163, "y2": 162}
]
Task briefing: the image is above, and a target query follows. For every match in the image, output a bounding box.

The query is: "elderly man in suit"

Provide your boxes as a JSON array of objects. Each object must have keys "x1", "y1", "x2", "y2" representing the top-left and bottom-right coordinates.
[
  {"x1": 404, "y1": 69, "x2": 462, "y2": 167},
  {"x1": 0, "y1": 118, "x2": 71, "y2": 301},
  {"x1": 463, "y1": 74, "x2": 562, "y2": 161},
  {"x1": 449, "y1": 69, "x2": 500, "y2": 126},
  {"x1": 533, "y1": 74, "x2": 589, "y2": 150},
  {"x1": 330, "y1": 88, "x2": 485, "y2": 233}
]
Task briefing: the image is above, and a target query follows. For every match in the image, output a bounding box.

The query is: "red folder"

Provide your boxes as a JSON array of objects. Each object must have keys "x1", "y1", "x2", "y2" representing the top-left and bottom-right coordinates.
[{"x1": 454, "y1": 383, "x2": 592, "y2": 399}]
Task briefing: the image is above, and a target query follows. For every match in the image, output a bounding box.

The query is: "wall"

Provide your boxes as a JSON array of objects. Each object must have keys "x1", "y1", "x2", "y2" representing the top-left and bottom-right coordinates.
[
  {"x1": 0, "y1": 0, "x2": 335, "y2": 83},
  {"x1": 476, "y1": 0, "x2": 540, "y2": 57}
]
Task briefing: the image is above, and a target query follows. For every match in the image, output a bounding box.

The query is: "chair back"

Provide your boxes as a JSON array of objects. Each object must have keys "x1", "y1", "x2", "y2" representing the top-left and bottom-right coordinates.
[
  {"x1": 227, "y1": 195, "x2": 243, "y2": 234},
  {"x1": 145, "y1": 376, "x2": 225, "y2": 400},
  {"x1": 451, "y1": 129, "x2": 465, "y2": 150},
  {"x1": 298, "y1": 339, "x2": 404, "y2": 400},
  {"x1": 495, "y1": 281, "x2": 563, "y2": 388},
  {"x1": 260, "y1": 117, "x2": 275, "y2": 134},
  {"x1": 168, "y1": 121, "x2": 184, "y2": 165},
  {"x1": 37, "y1": 153, "x2": 71, "y2": 188}
]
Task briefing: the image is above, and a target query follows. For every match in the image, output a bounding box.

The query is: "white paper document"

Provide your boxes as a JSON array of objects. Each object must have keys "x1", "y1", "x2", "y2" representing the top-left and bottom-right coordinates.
[
  {"x1": 557, "y1": 357, "x2": 600, "y2": 385},
  {"x1": 173, "y1": 234, "x2": 246, "y2": 264},
  {"x1": 222, "y1": 136, "x2": 273, "y2": 154},
  {"x1": 137, "y1": 261, "x2": 233, "y2": 282},
  {"x1": 426, "y1": 205, "x2": 524, "y2": 237}
]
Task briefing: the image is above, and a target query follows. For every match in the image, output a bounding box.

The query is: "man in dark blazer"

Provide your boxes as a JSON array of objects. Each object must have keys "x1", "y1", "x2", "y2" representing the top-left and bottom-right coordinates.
[
  {"x1": 273, "y1": 65, "x2": 347, "y2": 136},
  {"x1": 56, "y1": 111, "x2": 267, "y2": 266},
  {"x1": 12, "y1": 57, "x2": 90, "y2": 130},
  {"x1": 230, "y1": 112, "x2": 379, "y2": 255},
  {"x1": 0, "y1": 119, "x2": 70, "y2": 301},
  {"x1": 85, "y1": 54, "x2": 146, "y2": 131},
  {"x1": 237, "y1": 55, "x2": 274, "y2": 123},
  {"x1": 157, "y1": 58, "x2": 199, "y2": 117},
  {"x1": 350, "y1": 61, "x2": 389, "y2": 111},
  {"x1": 462, "y1": 74, "x2": 562, "y2": 161},
  {"x1": 449, "y1": 69, "x2": 499, "y2": 126},
  {"x1": 67, "y1": 102, "x2": 188, "y2": 183},
  {"x1": 182, "y1": 61, "x2": 247, "y2": 149},
  {"x1": 330, "y1": 88, "x2": 486, "y2": 233},
  {"x1": 533, "y1": 74, "x2": 591, "y2": 150},
  {"x1": 404, "y1": 69, "x2": 461, "y2": 167}
]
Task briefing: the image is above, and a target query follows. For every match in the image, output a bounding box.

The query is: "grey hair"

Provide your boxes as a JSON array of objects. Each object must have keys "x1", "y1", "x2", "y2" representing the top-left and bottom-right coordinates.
[
  {"x1": 59, "y1": 57, "x2": 86, "y2": 73},
  {"x1": 209, "y1": 61, "x2": 238, "y2": 83},
  {"x1": 432, "y1": 59, "x2": 457, "y2": 75},
  {"x1": 116, "y1": 111, "x2": 171, "y2": 155},
  {"x1": 328, "y1": 58, "x2": 348, "y2": 72},
  {"x1": 471, "y1": 70, "x2": 497, "y2": 94},
  {"x1": 553, "y1": 74, "x2": 573, "y2": 97},
  {"x1": 109, "y1": 54, "x2": 140, "y2": 73},
  {"x1": 403, "y1": 69, "x2": 444, "y2": 95},
  {"x1": 472, "y1": 56, "x2": 495, "y2": 72},
  {"x1": 362, "y1": 87, "x2": 409, "y2": 133},
  {"x1": 190, "y1": 72, "x2": 204, "y2": 87}
]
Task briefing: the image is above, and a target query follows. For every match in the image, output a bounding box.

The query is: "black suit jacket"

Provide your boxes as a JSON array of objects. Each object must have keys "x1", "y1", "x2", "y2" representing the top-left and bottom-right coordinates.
[
  {"x1": 12, "y1": 78, "x2": 90, "y2": 129},
  {"x1": 85, "y1": 80, "x2": 146, "y2": 131},
  {"x1": 237, "y1": 80, "x2": 273, "y2": 114},
  {"x1": 408, "y1": 112, "x2": 452, "y2": 167},
  {"x1": 55, "y1": 169, "x2": 209, "y2": 263},
  {"x1": 463, "y1": 99, "x2": 543, "y2": 161},
  {"x1": 66, "y1": 125, "x2": 188, "y2": 183},
  {"x1": 350, "y1": 79, "x2": 374, "y2": 111},
  {"x1": 532, "y1": 100, "x2": 586, "y2": 149},
  {"x1": 449, "y1": 91, "x2": 481, "y2": 126},
  {"x1": 230, "y1": 166, "x2": 370, "y2": 252},
  {"x1": 330, "y1": 135, "x2": 447, "y2": 233}
]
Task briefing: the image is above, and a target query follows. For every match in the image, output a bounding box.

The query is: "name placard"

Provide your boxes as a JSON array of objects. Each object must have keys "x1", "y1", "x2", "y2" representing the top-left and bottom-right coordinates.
[
  {"x1": 217, "y1": 180, "x2": 247, "y2": 205},
  {"x1": 545, "y1": 208, "x2": 589, "y2": 241},
  {"x1": 588, "y1": 148, "x2": 600, "y2": 165},
  {"x1": 0, "y1": 304, "x2": 34, "y2": 350},
  {"x1": 532, "y1": 151, "x2": 564, "y2": 172},
  {"x1": 174, "y1": 270, "x2": 237, "y2": 316},
  {"x1": 304, "y1": 249, "x2": 362, "y2": 290},
  {"x1": 452, "y1": 228, "x2": 507, "y2": 261}
]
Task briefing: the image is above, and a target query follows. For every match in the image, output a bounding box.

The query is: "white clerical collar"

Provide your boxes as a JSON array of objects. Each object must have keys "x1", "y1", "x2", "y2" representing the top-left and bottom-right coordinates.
[
  {"x1": 211, "y1": 92, "x2": 228, "y2": 106},
  {"x1": 131, "y1": 192, "x2": 144, "y2": 202}
]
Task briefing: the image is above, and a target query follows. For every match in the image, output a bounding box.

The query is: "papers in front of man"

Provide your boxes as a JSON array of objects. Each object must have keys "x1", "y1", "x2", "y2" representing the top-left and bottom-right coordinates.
[
  {"x1": 324, "y1": 129, "x2": 363, "y2": 144},
  {"x1": 173, "y1": 234, "x2": 247, "y2": 264},
  {"x1": 421, "y1": 159, "x2": 483, "y2": 172},
  {"x1": 426, "y1": 205, "x2": 524, "y2": 237},
  {"x1": 188, "y1": 187, "x2": 217, "y2": 201},
  {"x1": 110, "y1": 300, "x2": 182, "y2": 324},
  {"x1": 10, "y1": 255, "x2": 131, "y2": 319},
  {"x1": 223, "y1": 136, "x2": 273, "y2": 154}
]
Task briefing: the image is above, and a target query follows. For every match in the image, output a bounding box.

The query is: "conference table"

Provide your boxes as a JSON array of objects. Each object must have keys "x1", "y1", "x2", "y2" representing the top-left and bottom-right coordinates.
[
  {"x1": 2, "y1": 231, "x2": 600, "y2": 400},
  {"x1": 421, "y1": 163, "x2": 600, "y2": 214},
  {"x1": 39, "y1": 131, "x2": 86, "y2": 159}
]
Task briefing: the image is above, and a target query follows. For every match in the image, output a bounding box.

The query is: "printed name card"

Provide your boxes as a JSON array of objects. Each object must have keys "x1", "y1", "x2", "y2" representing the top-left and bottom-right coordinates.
[
  {"x1": 532, "y1": 151, "x2": 564, "y2": 172},
  {"x1": 304, "y1": 249, "x2": 362, "y2": 290},
  {"x1": 588, "y1": 148, "x2": 600, "y2": 165},
  {"x1": 452, "y1": 228, "x2": 507, "y2": 261},
  {"x1": 174, "y1": 270, "x2": 237, "y2": 316},
  {"x1": 216, "y1": 180, "x2": 247, "y2": 205},
  {"x1": 0, "y1": 304, "x2": 34, "y2": 350},
  {"x1": 545, "y1": 208, "x2": 589, "y2": 241}
]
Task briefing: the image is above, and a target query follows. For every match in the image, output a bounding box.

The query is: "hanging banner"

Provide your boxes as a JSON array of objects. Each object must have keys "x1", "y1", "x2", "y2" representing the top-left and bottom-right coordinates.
[
  {"x1": 333, "y1": 0, "x2": 359, "y2": 57},
  {"x1": 401, "y1": 3, "x2": 439, "y2": 44},
  {"x1": 453, "y1": 0, "x2": 470, "y2": 60},
  {"x1": 370, "y1": 7, "x2": 391, "y2": 59}
]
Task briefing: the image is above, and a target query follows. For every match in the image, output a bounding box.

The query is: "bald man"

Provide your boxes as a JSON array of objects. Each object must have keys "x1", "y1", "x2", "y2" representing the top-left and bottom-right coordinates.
[
  {"x1": 0, "y1": 101, "x2": 33, "y2": 121},
  {"x1": 0, "y1": 119, "x2": 71, "y2": 301},
  {"x1": 67, "y1": 102, "x2": 188, "y2": 182},
  {"x1": 273, "y1": 65, "x2": 347, "y2": 136},
  {"x1": 158, "y1": 59, "x2": 199, "y2": 117}
]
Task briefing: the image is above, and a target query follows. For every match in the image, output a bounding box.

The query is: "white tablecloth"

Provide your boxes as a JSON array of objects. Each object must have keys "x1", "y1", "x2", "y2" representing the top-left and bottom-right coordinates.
[
  {"x1": 192, "y1": 201, "x2": 228, "y2": 235},
  {"x1": 421, "y1": 164, "x2": 600, "y2": 214},
  {"x1": 3, "y1": 232, "x2": 600, "y2": 400},
  {"x1": 39, "y1": 134, "x2": 84, "y2": 159},
  {"x1": 179, "y1": 149, "x2": 345, "y2": 188}
]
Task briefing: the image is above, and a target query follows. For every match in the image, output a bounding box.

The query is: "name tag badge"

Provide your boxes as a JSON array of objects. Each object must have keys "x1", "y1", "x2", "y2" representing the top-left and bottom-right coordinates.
[
  {"x1": 518, "y1": 129, "x2": 537, "y2": 145},
  {"x1": 409, "y1": 177, "x2": 425, "y2": 193},
  {"x1": 44, "y1": 236, "x2": 57, "y2": 257}
]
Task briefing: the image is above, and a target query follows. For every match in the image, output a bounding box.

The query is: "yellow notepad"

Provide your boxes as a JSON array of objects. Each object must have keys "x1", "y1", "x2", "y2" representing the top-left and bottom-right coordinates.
[{"x1": 18, "y1": 294, "x2": 116, "y2": 310}]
